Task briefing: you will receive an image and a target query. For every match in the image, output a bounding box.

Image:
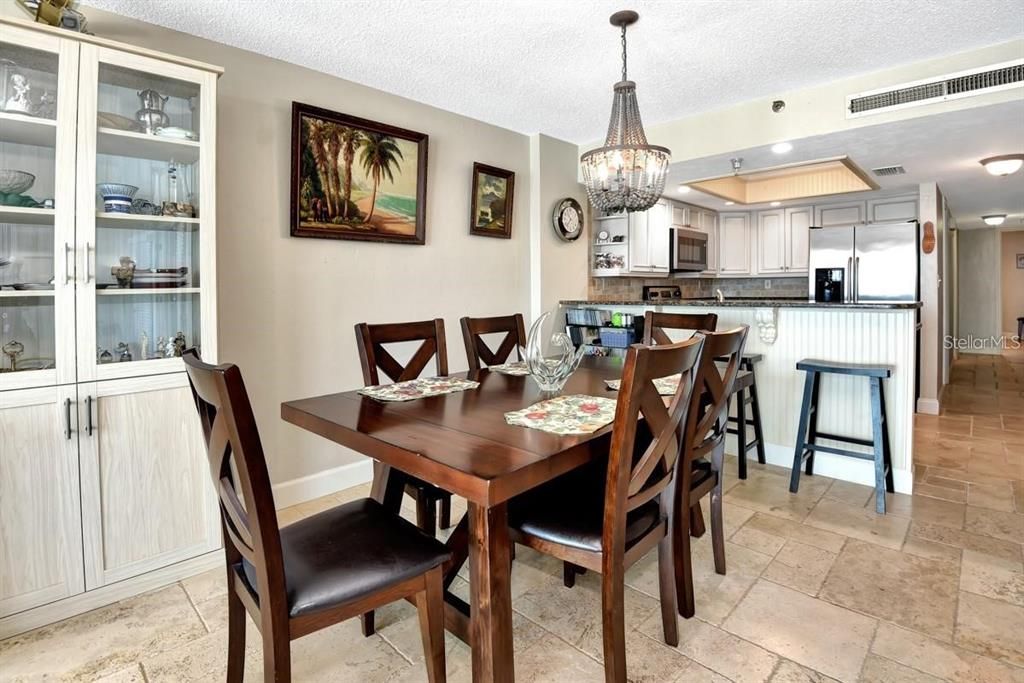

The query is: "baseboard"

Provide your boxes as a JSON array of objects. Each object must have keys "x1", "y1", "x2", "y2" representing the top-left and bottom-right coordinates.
[
  {"x1": 761, "y1": 442, "x2": 912, "y2": 494},
  {"x1": 916, "y1": 397, "x2": 940, "y2": 415},
  {"x1": 0, "y1": 551, "x2": 222, "y2": 640},
  {"x1": 272, "y1": 459, "x2": 374, "y2": 509}
]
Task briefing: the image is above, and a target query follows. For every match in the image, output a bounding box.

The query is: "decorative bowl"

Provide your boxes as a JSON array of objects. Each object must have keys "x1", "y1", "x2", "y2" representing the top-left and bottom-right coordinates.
[
  {"x1": 0, "y1": 170, "x2": 35, "y2": 195},
  {"x1": 97, "y1": 183, "x2": 139, "y2": 214}
]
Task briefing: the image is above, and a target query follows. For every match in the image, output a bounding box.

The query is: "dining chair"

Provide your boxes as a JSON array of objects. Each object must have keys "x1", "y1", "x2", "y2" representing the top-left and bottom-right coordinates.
[
  {"x1": 459, "y1": 313, "x2": 527, "y2": 372},
  {"x1": 673, "y1": 326, "x2": 748, "y2": 619},
  {"x1": 642, "y1": 311, "x2": 718, "y2": 344},
  {"x1": 182, "y1": 349, "x2": 449, "y2": 683},
  {"x1": 507, "y1": 335, "x2": 705, "y2": 683},
  {"x1": 354, "y1": 318, "x2": 456, "y2": 636}
]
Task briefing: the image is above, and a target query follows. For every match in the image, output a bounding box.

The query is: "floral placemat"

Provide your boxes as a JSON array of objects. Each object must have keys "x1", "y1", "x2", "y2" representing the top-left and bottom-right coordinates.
[
  {"x1": 504, "y1": 394, "x2": 617, "y2": 435},
  {"x1": 489, "y1": 361, "x2": 530, "y2": 376},
  {"x1": 358, "y1": 376, "x2": 480, "y2": 402},
  {"x1": 605, "y1": 374, "x2": 681, "y2": 396}
]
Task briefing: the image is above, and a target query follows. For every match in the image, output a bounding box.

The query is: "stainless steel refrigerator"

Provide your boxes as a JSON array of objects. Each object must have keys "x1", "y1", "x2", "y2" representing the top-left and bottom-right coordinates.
[{"x1": 807, "y1": 221, "x2": 920, "y2": 303}]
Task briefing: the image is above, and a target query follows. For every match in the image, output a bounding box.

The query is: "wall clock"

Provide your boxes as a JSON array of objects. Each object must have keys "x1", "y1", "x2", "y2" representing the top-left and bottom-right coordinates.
[{"x1": 552, "y1": 198, "x2": 584, "y2": 242}]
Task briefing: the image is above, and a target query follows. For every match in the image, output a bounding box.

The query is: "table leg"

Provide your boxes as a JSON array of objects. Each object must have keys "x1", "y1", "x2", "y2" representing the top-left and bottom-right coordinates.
[{"x1": 467, "y1": 502, "x2": 514, "y2": 683}]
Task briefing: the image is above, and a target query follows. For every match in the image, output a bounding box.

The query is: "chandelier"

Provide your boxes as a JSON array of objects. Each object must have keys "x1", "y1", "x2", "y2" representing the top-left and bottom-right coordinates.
[{"x1": 580, "y1": 10, "x2": 671, "y2": 214}]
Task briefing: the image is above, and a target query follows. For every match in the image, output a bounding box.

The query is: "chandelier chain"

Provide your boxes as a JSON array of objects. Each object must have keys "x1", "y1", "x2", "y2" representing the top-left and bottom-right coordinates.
[{"x1": 620, "y1": 24, "x2": 628, "y2": 82}]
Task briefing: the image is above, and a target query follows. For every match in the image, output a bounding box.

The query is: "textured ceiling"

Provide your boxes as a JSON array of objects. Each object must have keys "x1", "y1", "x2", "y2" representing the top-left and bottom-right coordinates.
[
  {"x1": 82, "y1": 0, "x2": 1023, "y2": 143},
  {"x1": 666, "y1": 100, "x2": 1024, "y2": 230}
]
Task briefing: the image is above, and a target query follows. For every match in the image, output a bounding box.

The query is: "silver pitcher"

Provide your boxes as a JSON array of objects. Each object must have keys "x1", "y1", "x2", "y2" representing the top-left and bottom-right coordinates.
[{"x1": 135, "y1": 89, "x2": 170, "y2": 134}]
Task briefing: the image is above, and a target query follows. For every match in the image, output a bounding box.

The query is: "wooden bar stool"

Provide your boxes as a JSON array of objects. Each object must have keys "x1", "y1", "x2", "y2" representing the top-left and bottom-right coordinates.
[
  {"x1": 721, "y1": 353, "x2": 766, "y2": 479},
  {"x1": 789, "y1": 359, "x2": 895, "y2": 514}
]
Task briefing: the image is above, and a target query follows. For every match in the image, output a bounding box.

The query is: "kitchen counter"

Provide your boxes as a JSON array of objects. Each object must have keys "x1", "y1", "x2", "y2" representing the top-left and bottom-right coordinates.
[
  {"x1": 561, "y1": 298, "x2": 923, "y2": 310},
  {"x1": 558, "y1": 299, "x2": 919, "y2": 493}
]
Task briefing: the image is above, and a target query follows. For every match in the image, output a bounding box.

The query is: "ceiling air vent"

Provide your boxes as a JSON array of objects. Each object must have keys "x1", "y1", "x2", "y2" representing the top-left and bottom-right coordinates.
[
  {"x1": 872, "y1": 165, "x2": 906, "y2": 177},
  {"x1": 847, "y1": 59, "x2": 1024, "y2": 118}
]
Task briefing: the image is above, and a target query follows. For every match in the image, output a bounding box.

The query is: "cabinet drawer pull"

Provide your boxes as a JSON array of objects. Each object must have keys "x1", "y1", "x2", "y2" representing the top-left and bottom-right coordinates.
[
  {"x1": 64, "y1": 243, "x2": 73, "y2": 284},
  {"x1": 86, "y1": 395, "x2": 94, "y2": 436},
  {"x1": 85, "y1": 242, "x2": 93, "y2": 283},
  {"x1": 64, "y1": 398, "x2": 72, "y2": 440}
]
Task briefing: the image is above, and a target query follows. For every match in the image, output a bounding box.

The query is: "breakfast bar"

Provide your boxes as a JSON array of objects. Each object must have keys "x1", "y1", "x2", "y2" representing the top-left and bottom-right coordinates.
[{"x1": 560, "y1": 298, "x2": 923, "y2": 493}]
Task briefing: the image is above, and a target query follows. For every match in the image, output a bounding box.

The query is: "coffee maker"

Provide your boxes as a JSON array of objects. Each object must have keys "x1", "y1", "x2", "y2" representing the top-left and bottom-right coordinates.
[{"x1": 814, "y1": 268, "x2": 845, "y2": 303}]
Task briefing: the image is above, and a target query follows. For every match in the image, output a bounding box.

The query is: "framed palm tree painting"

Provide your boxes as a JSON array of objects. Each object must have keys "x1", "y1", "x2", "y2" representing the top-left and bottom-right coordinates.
[
  {"x1": 290, "y1": 102, "x2": 428, "y2": 244},
  {"x1": 470, "y1": 163, "x2": 514, "y2": 239}
]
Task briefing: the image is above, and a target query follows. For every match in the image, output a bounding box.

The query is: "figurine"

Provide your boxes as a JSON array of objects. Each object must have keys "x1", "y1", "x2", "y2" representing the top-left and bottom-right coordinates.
[
  {"x1": 117, "y1": 342, "x2": 132, "y2": 362},
  {"x1": 3, "y1": 72, "x2": 31, "y2": 114},
  {"x1": 2, "y1": 340, "x2": 24, "y2": 371},
  {"x1": 172, "y1": 331, "x2": 186, "y2": 357},
  {"x1": 156, "y1": 336, "x2": 168, "y2": 358},
  {"x1": 98, "y1": 348, "x2": 113, "y2": 364},
  {"x1": 111, "y1": 256, "x2": 136, "y2": 288},
  {"x1": 139, "y1": 331, "x2": 149, "y2": 361},
  {"x1": 34, "y1": 89, "x2": 56, "y2": 119}
]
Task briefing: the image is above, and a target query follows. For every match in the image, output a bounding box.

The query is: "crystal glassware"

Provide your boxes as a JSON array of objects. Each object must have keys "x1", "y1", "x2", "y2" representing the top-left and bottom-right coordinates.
[{"x1": 523, "y1": 310, "x2": 585, "y2": 394}]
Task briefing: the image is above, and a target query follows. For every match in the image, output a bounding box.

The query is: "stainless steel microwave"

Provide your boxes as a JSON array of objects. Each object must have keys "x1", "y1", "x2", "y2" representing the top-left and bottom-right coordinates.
[{"x1": 671, "y1": 227, "x2": 708, "y2": 272}]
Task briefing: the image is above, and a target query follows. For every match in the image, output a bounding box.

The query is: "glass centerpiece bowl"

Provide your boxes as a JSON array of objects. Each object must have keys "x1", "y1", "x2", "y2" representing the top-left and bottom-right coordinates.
[{"x1": 523, "y1": 311, "x2": 585, "y2": 394}]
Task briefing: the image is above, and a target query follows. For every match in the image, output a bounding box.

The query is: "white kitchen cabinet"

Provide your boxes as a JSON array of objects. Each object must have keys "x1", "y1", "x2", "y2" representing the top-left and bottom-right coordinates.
[
  {"x1": 867, "y1": 195, "x2": 918, "y2": 224},
  {"x1": 815, "y1": 201, "x2": 865, "y2": 227},
  {"x1": 718, "y1": 213, "x2": 752, "y2": 275},
  {"x1": 670, "y1": 202, "x2": 688, "y2": 229},
  {"x1": 78, "y1": 374, "x2": 220, "y2": 589},
  {"x1": 694, "y1": 209, "x2": 718, "y2": 273},
  {"x1": 0, "y1": 386, "x2": 84, "y2": 617},
  {"x1": 756, "y1": 210, "x2": 787, "y2": 274},
  {"x1": 627, "y1": 201, "x2": 669, "y2": 275},
  {"x1": 786, "y1": 206, "x2": 812, "y2": 273},
  {"x1": 628, "y1": 211, "x2": 650, "y2": 271}
]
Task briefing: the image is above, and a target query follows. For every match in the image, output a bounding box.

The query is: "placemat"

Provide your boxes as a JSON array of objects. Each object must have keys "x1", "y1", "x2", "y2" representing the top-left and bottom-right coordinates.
[
  {"x1": 504, "y1": 394, "x2": 617, "y2": 435},
  {"x1": 358, "y1": 376, "x2": 480, "y2": 402},
  {"x1": 489, "y1": 361, "x2": 530, "y2": 376},
  {"x1": 604, "y1": 374, "x2": 681, "y2": 396}
]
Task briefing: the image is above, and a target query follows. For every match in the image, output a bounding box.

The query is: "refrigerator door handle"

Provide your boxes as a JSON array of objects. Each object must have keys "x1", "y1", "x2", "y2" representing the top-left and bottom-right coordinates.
[
  {"x1": 847, "y1": 256, "x2": 853, "y2": 302},
  {"x1": 854, "y1": 256, "x2": 860, "y2": 302}
]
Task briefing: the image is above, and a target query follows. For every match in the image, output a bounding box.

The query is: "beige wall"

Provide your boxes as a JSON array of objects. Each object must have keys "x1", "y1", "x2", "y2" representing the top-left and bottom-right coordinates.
[
  {"x1": 1002, "y1": 231, "x2": 1024, "y2": 336},
  {"x1": 49, "y1": 7, "x2": 537, "y2": 485}
]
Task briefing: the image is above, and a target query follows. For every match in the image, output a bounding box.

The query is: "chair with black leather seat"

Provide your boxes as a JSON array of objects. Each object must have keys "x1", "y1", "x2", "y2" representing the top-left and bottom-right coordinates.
[
  {"x1": 183, "y1": 350, "x2": 449, "y2": 683},
  {"x1": 673, "y1": 326, "x2": 748, "y2": 619},
  {"x1": 459, "y1": 313, "x2": 527, "y2": 372},
  {"x1": 508, "y1": 335, "x2": 705, "y2": 683},
  {"x1": 642, "y1": 311, "x2": 718, "y2": 345}
]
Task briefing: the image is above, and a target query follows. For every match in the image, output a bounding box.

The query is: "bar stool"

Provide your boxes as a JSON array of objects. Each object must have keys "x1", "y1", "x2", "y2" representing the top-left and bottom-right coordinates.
[
  {"x1": 789, "y1": 359, "x2": 895, "y2": 514},
  {"x1": 719, "y1": 353, "x2": 766, "y2": 479}
]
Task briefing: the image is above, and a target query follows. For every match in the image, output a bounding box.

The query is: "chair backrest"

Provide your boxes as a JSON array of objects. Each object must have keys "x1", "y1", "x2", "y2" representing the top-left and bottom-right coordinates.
[
  {"x1": 460, "y1": 314, "x2": 527, "y2": 371},
  {"x1": 603, "y1": 335, "x2": 705, "y2": 552},
  {"x1": 643, "y1": 311, "x2": 719, "y2": 345},
  {"x1": 182, "y1": 349, "x2": 287, "y2": 620},
  {"x1": 681, "y1": 325, "x2": 749, "y2": 465},
  {"x1": 354, "y1": 318, "x2": 448, "y2": 385}
]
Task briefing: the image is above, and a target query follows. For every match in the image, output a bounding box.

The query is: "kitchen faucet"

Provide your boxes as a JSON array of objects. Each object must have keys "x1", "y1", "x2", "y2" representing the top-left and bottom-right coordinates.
[{"x1": 716, "y1": 289, "x2": 725, "y2": 303}]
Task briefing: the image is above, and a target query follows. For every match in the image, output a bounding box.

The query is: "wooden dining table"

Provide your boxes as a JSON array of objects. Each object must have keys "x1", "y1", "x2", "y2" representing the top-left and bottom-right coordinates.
[{"x1": 281, "y1": 356, "x2": 630, "y2": 683}]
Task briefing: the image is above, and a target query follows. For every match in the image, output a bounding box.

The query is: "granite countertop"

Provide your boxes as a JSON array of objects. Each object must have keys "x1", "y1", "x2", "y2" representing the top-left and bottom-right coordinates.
[{"x1": 561, "y1": 298, "x2": 923, "y2": 310}]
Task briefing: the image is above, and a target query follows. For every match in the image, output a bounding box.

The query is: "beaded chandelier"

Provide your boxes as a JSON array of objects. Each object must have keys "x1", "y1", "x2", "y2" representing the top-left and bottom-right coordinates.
[{"x1": 580, "y1": 10, "x2": 671, "y2": 214}]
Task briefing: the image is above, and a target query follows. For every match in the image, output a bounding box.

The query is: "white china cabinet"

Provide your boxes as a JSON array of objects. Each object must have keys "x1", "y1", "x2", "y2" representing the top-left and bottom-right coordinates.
[{"x1": 0, "y1": 18, "x2": 221, "y2": 635}]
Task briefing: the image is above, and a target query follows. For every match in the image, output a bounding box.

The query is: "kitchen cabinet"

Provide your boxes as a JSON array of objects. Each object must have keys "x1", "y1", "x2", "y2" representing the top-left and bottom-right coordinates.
[
  {"x1": 670, "y1": 202, "x2": 688, "y2": 229},
  {"x1": 627, "y1": 200, "x2": 669, "y2": 275},
  {"x1": 0, "y1": 18, "x2": 221, "y2": 635},
  {"x1": 867, "y1": 195, "x2": 917, "y2": 223},
  {"x1": 815, "y1": 201, "x2": 865, "y2": 227},
  {"x1": 0, "y1": 386, "x2": 84, "y2": 617},
  {"x1": 695, "y1": 209, "x2": 718, "y2": 273},
  {"x1": 718, "y1": 213, "x2": 752, "y2": 275},
  {"x1": 756, "y1": 206, "x2": 811, "y2": 275},
  {"x1": 786, "y1": 206, "x2": 812, "y2": 273}
]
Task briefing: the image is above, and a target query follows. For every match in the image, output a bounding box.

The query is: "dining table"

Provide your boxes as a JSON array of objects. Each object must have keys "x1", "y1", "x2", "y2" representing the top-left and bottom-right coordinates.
[{"x1": 281, "y1": 356, "x2": 640, "y2": 683}]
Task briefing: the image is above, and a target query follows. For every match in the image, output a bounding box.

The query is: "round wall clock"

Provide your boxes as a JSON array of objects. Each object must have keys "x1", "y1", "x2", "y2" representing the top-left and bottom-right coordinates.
[{"x1": 552, "y1": 198, "x2": 584, "y2": 242}]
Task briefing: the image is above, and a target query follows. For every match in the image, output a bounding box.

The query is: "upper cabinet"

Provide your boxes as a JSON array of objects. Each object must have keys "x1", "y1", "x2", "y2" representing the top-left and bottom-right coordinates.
[
  {"x1": 718, "y1": 213, "x2": 751, "y2": 275},
  {"x1": 626, "y1": 200, "x2": 669, "y2": 275},
  {"x1": 0, "y1": 25, "x2": 218, "y2": 390},
  {"x1": 814, "y1": 201, "x2": 864, "y2": 228},
  {"x1": 867, "y1": 196, "x2": 918, "y2": 224},
  {"x1": 785, "y1": 206, "x2": 811, "y2": 273},
  {"x1": 754, "y1": 206, "x2": 810, "y2": 275}
]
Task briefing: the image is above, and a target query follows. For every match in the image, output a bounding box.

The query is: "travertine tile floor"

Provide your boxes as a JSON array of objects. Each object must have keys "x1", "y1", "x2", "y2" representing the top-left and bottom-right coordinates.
[{"x1": 2, "y1": 353, "x2": 1021, "y2": 682}]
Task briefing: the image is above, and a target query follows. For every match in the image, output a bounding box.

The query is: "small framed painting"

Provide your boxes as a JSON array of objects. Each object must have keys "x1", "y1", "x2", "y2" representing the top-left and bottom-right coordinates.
[
  {"x1": 290, "y1": 101, "x2": 428, "y2": 244},
  {"x1": 470, "y1": 163, "x2": 514, "y2": 239},
  {"x1": 1017, "y1": 253, "x2": 1024, "y2": 269}
]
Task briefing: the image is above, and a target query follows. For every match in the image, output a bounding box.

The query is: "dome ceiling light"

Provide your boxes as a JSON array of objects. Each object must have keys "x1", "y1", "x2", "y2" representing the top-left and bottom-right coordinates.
[
  {"x1": 982, "y1": 214, "x2": 1006, "y2": 226},
  {"x1": 980, "y1": 154, "x2": 1024, "y2": 176}
]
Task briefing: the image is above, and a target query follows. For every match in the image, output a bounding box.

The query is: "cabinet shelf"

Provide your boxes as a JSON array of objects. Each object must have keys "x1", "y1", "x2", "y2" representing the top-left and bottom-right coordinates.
[
  {"x1": 0, "y1": 206, "x2": 56, "y2": 225},
  {"x1": 593, "y1": 241, "x2": 627, "y2": 246},
  {"x1": 96, "y1": 287, "x2": 200, "y2": 296},
  {"x1": 96, "y1": 127, "x2": 200, "y2": 163},
  {"x1": 0, "y1": 111, "x2": 57, "y2": 147},
  {"x1": 96, "y1": 212, "x2": 200, "y2": 230},
  {"x1": 0, "y1": 289, "x2": 55, "y2": 298}
]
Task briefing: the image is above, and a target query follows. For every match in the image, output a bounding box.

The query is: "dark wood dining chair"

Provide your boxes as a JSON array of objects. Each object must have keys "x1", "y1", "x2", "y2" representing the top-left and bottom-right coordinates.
[
  {"x1": 459, "y1": 313, "x2": 527, "y2": 372},
  {"x1": 354, "y1": 318, "x2": 456, "y2": 636},
  {"x1": 182, "y1": 349, "x2": 449, "y2": 683},
  {"x1": 508, "y1": 335, "x2": 705, "y2": 683},
  {"x1": 642, "y1": 311, "x2": 718, "y2": 344},
  {"x1": 673, "y1": 326, "x2": 748, "y2": 619}
]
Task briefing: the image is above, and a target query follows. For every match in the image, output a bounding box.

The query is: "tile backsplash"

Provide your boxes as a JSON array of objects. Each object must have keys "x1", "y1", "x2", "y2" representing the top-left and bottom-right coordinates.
[{"x1": 588, "y1": 276, "x2": 807, "y2": 301}]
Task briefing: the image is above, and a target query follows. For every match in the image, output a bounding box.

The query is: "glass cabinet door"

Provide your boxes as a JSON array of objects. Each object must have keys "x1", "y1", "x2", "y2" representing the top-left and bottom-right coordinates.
[
  {"x1": 75, "y1": 45, "x2": 216, "y2": 381},
  {"x1": 0, "y1": 26, "x2": 77, "y2": 390}
]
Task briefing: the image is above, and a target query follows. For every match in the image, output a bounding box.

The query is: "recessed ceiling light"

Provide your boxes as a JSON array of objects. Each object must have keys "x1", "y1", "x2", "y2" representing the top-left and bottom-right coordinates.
[
  {"x1": 771, "y1": 142, "x2": 793, "y2": 154},
  {"x1": 770, "y1": 201, "x2": 782, "y2": 207},
  {"x1": 677, "y1": 185, "x2": 691, "y2": 194},
  {"x1": 980, "y1": 154, "x2": 1024, "y2": 176},
  {"x1": 724, "y1": 201, "x2": 735, "y2": 206},
  {"x1": 983, "y1": 214, "x2": 1006, "y2": 226}
]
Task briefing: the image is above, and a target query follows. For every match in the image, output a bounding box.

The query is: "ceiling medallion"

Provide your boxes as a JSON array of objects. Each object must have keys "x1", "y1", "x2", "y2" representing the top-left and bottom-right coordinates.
[{"x1": 580, "y1": 10, "x2": 671, "y2": 214}]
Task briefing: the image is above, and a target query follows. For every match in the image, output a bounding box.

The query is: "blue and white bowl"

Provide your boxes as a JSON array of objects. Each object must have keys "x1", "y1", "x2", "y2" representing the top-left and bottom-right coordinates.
[{"x1": 98, "y1": 183, "x2": 139, "y2": 214}]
